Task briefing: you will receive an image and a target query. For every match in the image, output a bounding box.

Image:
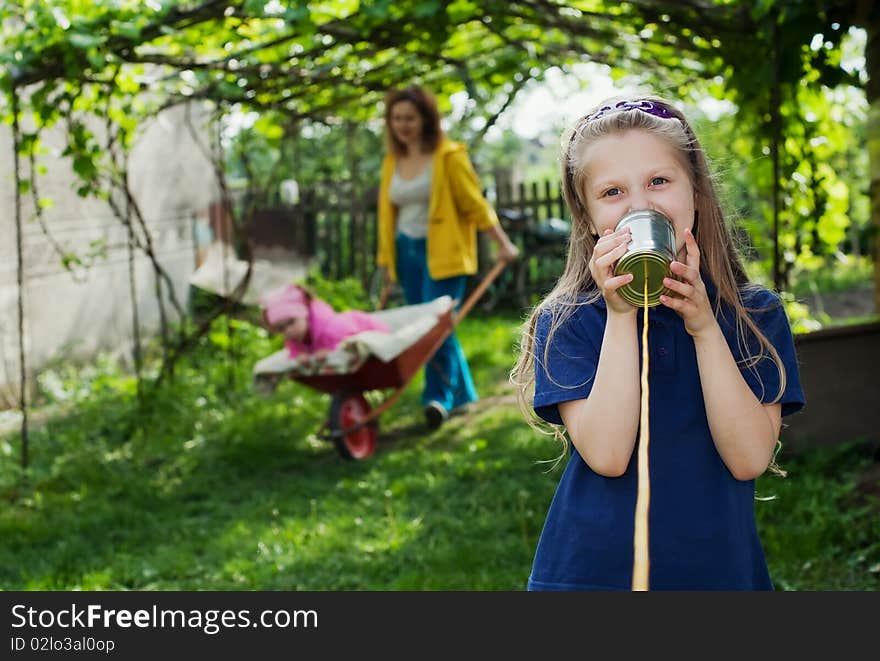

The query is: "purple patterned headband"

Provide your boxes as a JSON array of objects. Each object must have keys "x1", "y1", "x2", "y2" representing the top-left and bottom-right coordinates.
[{"x1": 583, "y1": 99, "x2": 678, "y2": 123}]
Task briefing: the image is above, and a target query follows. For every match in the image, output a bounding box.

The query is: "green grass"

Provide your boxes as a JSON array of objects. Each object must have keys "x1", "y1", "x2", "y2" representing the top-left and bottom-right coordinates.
[
  {"x1": 1, "y1": 312, "x2": 877, "y2": 590},
  {"x1": 757, "y1": 440, "x2": 880, "y2": 590}
]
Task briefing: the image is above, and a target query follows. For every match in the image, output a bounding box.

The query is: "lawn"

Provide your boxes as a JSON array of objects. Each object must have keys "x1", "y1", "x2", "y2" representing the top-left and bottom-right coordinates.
[{"x1": 0, "y1": 310, "x2": 877, "y2": 590}]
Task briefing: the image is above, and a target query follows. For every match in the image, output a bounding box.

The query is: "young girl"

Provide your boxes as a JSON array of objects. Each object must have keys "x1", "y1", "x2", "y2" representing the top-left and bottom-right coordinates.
[
  {"x1": 260, "y1": 283, "x2": 390, "y2": 360},
  {"x1": 511, "y1": 96, "x2": 805, "y2": 591}
]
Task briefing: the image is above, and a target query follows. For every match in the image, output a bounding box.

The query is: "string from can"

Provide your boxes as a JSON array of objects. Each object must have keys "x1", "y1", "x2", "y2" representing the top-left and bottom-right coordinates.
[{"x1": 632, "y1": 275, "x2": 651, "y2": 591}]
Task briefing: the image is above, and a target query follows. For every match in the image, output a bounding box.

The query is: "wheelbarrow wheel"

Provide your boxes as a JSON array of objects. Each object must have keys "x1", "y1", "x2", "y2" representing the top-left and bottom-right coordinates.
[{"x1": 328, "y1": 391, "x2": 378, "y2": 460}]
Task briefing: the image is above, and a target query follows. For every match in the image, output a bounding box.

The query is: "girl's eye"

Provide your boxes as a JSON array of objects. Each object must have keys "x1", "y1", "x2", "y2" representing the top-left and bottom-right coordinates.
[
  {"x1": 602, "y1": 187, "x2": 621, "y2": 197},
  {"x1": 650, "y1": 176, "x2": 669, "y2": 186}
]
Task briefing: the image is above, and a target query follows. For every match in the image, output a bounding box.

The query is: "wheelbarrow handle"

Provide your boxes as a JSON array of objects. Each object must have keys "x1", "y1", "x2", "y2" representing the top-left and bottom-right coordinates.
[
  {"x1": 377, "y1": 258, "x2": 508, "y2": 319},
  {"x1": 375, "y1": 268, "x2": 395, "y2": 311},
  {"x1": 377, "y1": 283, "x2": 392, "y2": 311},
  {"x1": 454, "y1": 258, "x2": 509, "y2": 326}
]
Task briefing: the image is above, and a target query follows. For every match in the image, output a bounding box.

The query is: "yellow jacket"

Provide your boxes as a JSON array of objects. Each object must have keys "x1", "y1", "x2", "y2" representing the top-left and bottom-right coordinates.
[{"x1": 377, "y1": 138, "x2": 499, "y2": 281}]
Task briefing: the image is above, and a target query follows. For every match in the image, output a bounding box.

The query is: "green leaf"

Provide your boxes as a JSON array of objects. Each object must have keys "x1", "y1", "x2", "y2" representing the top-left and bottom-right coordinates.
[
  {"x1": 253, "y1": 114, "x2": 283, "y2": 140},
  {"x1": 284, "y1": 4, "x2": 311, "y2": 23},
  {"x1": 87, "y1": 49, "x2": 107, "y2": 70},
  {"x1": 362, "y1": 0, "x2": 392, "y2": 20},
  {"x1": 244, "y1": 0, "x2": 266, "y2": 16},
  {"x1": 68, "y1": 32, "x2": 106, "y2": 50},
  {"x1": 72, "y1": 155, "x2": 97, "y2": 181},
  {"x1": 111, "y1": 20, "x2": 142, "y2": 41},
  {"x1": 61, "y1": 253, "x2": 83, "y2": 269},
  {"x1": 414, "y1": 0, "x2": 441, "y2": 19},
  {"x1": 208, "y1": 332, "x2": 231, "y2": 349}
]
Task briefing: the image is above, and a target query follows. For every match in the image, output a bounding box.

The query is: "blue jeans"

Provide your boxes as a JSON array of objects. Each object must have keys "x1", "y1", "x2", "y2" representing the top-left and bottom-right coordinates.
[{"x1": 395, "y1": 233, "x2": 478, "y2": 411}]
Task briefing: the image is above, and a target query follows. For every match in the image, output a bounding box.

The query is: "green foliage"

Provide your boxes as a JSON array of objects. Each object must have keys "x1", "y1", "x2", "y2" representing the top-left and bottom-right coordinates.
[
  {"x1": 225, "y1": 115, "x2": 385, "y2": 206},
  {"x1": 745, "y1": 256, "x2": 872, "y2": 333},
  {"x1": 788, "y1": 255, "x2": 874, "y2": 298},
  {"x1": 302, "y1": 268, "x2": 372, "y2": 312},
  {"x1": 779, "y1": 291, "x2": 827, "y2": 334},
  {"x1": 0, "y1": 0, "x2": 870, "y2": 302},
  {"x1": 1, "y1": 313, "x2": 877, "y2": 590},
  {"x1": 715, "y1": 19, "x2": 868, "y2": 289}
]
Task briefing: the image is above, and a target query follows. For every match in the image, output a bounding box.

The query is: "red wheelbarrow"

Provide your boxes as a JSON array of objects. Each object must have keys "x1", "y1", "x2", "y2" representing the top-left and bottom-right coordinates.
[{"x1": 253, "y1": 260, "x2": 509, "y2": 459}]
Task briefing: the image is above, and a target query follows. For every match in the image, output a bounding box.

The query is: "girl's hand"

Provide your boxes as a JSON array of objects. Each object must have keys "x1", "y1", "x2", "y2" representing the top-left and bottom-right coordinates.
[
  {"x1": 659, "y1": 228, "x2": 716, "y2": 336},
  {"x1": 589, "y1": 227, "x2": 635, "y2": 315}
]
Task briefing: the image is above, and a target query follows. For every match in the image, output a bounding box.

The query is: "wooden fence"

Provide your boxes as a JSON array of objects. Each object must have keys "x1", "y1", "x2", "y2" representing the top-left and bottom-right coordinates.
[
  {"x1": 495, "y1": 179, "x2": 569, "y2": 223},
  {"x1": 246, "y1": 178, "x2": 572, "y2": 307}
]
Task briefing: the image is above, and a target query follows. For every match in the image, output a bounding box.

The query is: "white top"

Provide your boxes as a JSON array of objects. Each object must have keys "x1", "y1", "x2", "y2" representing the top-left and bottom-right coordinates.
[{"x1": 389, "y1": 163, "x2": 433, "y2": 239}]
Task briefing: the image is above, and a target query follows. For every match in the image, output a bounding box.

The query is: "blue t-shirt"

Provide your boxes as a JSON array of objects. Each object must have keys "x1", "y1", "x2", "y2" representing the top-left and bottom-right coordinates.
[{"x1": 527, "y1": 281, "x2": 805, "y2": 591}]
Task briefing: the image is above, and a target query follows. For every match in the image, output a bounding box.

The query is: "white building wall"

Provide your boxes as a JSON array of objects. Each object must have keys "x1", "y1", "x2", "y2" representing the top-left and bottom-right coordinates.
[{"x1": 0, "y1": 102, "x2": 220, "y2": 405}]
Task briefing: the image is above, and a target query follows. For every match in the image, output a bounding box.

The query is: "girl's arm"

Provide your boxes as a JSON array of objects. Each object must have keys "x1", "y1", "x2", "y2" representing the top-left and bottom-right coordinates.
[
  {"x1": 558, "y1": 308, "x2": 640, "y2": 476},
  {"x1": 558, "y1": 226, "x2": 641, "y2": 477},
  {"x1": 660, "y1": 229, "x2": 780, "y2": 480},
  {"x1": 692, "y1": 326, "x2": 781, "y2": 480}
]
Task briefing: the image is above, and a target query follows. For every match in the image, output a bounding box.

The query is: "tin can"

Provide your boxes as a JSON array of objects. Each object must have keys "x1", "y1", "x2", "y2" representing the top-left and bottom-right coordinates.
[{"x1": 613, "y1": 209, "x2": 676, "y2": 308}]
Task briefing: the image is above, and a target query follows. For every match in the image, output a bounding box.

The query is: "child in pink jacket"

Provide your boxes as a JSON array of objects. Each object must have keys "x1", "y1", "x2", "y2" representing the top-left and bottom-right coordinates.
[{"x1": 260, "y1": 284, "x2": 390, "y2": 360}]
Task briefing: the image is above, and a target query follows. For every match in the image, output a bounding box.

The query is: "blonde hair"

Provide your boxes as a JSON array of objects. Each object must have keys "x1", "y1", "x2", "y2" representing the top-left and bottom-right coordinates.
[{"x1": 510, "y1": 95, "x2": 788, "y2": 474}]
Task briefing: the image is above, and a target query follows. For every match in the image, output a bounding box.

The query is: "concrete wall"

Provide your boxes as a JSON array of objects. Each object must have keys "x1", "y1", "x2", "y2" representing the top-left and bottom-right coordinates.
[
  {"x1": 0, "y1": 102, "x2": 220, "y2": 405},
  {"x1": 782, "y1": 321, "x2": 880, "y2": 452}
]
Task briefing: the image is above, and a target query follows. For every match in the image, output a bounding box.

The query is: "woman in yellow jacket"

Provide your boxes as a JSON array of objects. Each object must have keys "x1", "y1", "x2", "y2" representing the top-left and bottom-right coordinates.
[{"x1": 377, "y1": 85, "x2": 519, "y2": 429}]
